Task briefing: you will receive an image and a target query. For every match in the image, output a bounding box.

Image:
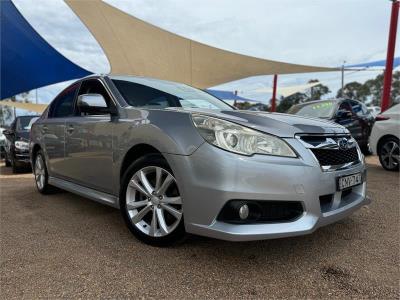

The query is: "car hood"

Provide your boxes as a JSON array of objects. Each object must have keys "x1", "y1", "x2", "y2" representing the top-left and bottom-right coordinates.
[{"x1": 171, "y1": 108, "x2": 348, "y2": 137}]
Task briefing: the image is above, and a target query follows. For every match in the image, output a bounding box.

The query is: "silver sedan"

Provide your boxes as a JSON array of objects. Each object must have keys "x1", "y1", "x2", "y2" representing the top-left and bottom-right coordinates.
[{"x1": 30, "y1": 75, "x2": 370, "y2": 246}]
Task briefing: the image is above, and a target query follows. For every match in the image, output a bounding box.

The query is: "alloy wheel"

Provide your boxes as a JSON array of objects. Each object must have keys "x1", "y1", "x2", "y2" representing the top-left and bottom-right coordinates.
[
  {"x1": 35, "y1": 155, "x2": 46, "y2": 190},
  {"x1": 126, "y1": 166, "x2": 182, "y2": 237},
  {"x1": 380, "y1": 140, "x2": 399, "y2": 170}
]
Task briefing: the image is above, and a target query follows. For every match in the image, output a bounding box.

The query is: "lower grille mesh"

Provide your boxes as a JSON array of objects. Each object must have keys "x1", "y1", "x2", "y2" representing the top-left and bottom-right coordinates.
[{"x1": 311, "y1": 147, "x2": 359, "y2": 166}]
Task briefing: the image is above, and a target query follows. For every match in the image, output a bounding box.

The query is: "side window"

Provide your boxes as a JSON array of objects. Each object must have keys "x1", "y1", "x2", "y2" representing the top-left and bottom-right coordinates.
[
  {"x1": 111, "y1": 80, "x2": 177, "y2": 108},
  {"x1": 349, "y1": 100, "x2": 363, "y2": 116},
  {"x1": 49, "y1": 83, "x2": 79, "y2": 118},
  {"x1": 338, "y1": 101, "x2": 352, "y2": 113},
  {"x1": 77, "y1": 79, "x2": 113, "y2": 115},
  {"x1": 361, "y1": 103, "x2": 369, "y2": 115}
]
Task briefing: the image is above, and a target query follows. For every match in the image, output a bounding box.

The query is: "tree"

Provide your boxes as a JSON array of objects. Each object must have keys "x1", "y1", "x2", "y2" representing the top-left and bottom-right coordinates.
[
  {"x1": 307, "y1": 79, "x2": 330, "y2": 101},
  {"x1": 336, "y1": 81, "x2": 370, "y2": 101},
  {"x1": 336, "y1": 71, "x2": 400, "y2": 106},
  {"x1": 276, "y1": 92, "x2": 308, "y2": 113}
]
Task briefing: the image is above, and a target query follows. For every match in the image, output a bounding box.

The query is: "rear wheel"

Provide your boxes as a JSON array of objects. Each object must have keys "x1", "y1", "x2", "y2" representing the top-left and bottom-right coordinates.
[
  {"x1": 34, "y1": 151, "x2": 54, "y2": 194},
  {"x1": 120, "y1": 154, "x2": 185, "y2": 246},
  {"x1": 378, "y1": 137, "x2": 399, "y2": 171}
]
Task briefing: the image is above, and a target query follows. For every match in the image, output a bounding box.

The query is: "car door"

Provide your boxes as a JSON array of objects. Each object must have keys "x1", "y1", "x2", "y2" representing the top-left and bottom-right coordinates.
[
  {"x1": 335, "y1": 100, "x2": 359, "y2": 140},
  {"x1": 64, "y1": 79, "x2": 116, "y2": 194},
  {"x1": 349, "y1": 100, "x2": 373, "y2": 146},
  {"x1": 40, "y1": 83, "x2": 80, "y2": 178}
]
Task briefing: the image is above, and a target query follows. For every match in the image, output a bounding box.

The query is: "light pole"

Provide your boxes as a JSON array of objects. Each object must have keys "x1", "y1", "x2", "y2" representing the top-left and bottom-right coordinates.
[
  {"x1": 341, "y1": 61, "x2": 346, "y2": 97},
  {"x1": 270, "y1": 74, "x2": 278, "y2": 112},
  {"x1": 381, "y1": 0, "x2": 399, "y2": 112}
]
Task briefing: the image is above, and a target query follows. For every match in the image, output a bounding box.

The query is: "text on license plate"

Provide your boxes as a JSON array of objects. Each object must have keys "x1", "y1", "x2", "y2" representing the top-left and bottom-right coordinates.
[{"x1": 337, "y1": 173, "x2": 363, "y2": 191}]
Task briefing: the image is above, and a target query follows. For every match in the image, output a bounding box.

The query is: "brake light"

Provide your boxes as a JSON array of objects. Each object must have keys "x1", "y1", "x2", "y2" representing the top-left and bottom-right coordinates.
[{"x1": 375, "y1": 115, "x2": 390, "y2": 121}]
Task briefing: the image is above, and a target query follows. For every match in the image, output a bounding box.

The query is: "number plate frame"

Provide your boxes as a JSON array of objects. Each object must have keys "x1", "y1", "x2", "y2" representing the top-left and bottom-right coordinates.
[{"x1": 337, "y1": 172, "x2": 363, "y2": 191}]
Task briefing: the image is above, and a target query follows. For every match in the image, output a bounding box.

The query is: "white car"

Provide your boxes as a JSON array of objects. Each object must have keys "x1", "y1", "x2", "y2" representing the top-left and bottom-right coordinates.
[{"x1": 369, "y1": 104, "x2": 400, "y2": 171}]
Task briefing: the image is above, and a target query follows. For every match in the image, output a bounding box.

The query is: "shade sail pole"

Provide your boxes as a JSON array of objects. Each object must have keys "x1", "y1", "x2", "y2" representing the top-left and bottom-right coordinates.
[
  {"x1": 381, "y1": 0, "x2": 399, "y2": 112},
  {"x1": 270, "y1": 74, "x2": 278, "y2": 112}
]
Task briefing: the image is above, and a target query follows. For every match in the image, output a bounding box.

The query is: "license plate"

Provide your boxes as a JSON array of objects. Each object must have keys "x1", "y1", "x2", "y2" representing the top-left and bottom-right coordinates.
[{"x1": 337, "y1": 173, "x2": 363, "y2": 191}]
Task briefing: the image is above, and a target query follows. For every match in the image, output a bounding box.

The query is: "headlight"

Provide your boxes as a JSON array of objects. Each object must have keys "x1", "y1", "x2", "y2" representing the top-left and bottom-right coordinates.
[
  {"x1": 15, "y1": 140, "x2": 29, "y2": 151},
  {"x1": 192, "y1": 115, "x2": 297, "y2": 157}
]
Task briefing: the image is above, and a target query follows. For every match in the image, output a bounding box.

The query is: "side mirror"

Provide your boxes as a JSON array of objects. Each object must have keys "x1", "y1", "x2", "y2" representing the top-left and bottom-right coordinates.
[
  {"x1": 3, "y1": 129, "x2": 14, "y2": 137},
  {"x1": 336, "y1": 110, "x2": 352, "y2": 120},
  {"x1": 77, "y1": 94, "x2": 117, "y2": 115}
]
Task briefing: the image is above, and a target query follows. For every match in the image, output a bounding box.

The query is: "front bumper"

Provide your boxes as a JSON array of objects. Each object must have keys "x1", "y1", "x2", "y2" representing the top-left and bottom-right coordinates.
[
  {"x1": 164, "y1": 138, "x2": 370, "y2": 242},
  {"x1": 14, "y1": 149, "x2": 31, "y2": 164}
]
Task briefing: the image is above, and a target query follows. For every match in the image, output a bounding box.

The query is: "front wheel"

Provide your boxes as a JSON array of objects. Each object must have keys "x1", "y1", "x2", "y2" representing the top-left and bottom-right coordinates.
[
  {"x1": 120, "y1": 154, "x2": 185, "y2": 246},
  {"x1": 378, "y1": 137, "x2": 399, "y2": 172}
]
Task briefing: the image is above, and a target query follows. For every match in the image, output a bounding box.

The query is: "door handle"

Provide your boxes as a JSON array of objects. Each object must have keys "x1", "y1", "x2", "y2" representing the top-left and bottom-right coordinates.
[
  {"x1": 41, "y1": 125, "x2": 48, "y2": 134},
  {"x1": 66, "y1": 125, "x2": 74, "y2": 134}
]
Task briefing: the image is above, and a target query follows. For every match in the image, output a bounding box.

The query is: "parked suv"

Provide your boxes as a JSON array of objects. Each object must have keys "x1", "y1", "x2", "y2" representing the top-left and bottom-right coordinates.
[
  {"x1": 288, "y1": 99, "x2": 374, "y2": 153},
  {"x1": 4, "y1": 115, "x2": 38, "y2": 173},
  {"x1": 30, "y1": 75, "x2": 369, "y2": 246}
]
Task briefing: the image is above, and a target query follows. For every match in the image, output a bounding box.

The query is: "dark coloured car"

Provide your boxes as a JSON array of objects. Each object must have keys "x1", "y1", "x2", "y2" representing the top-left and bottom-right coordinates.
[
  {"x1": 288, "y1": 99, "x2": 374, "y2": 153},
  {"x1": 4, "y1": 115, "x2": 39, "y2": 173}
]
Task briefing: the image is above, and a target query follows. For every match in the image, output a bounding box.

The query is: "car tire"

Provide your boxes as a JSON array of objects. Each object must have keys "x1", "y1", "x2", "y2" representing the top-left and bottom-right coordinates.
[
  {"x1": 11, "y1": 156, "x2": 21, "y2": 173},
  {"x1": 378, "y1": 137, "x2": 399, "y2": 172},
  {"x1": 33, "y1": 150, "x2": 54, "y2": 194},
  {"x1": 5, "y1": 153, "x2": 11, "y2": 167},
  {"x1": 360, "y1": 144, "x2": 371, "y2": 155},
  {"x1": 120, "y1": 154, "x2": 186, "y2": 246}
]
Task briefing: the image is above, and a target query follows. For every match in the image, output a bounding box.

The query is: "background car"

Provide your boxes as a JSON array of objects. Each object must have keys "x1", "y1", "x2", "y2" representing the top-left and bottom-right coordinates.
[
  {"x1": 369, "y1": 104, "x2": 399, "y2": 171},
  {"x1": 367, "y1": 106, "x2": 381, "y2": 117},
  {"x1": 0, "y1": 127, "x2": 6, "y2": 158},
  {"x1": 4, "y1": 115, "x2": 39, "y2": 173},
  {"x1": 288, "y1": 99, "x2": 374, "y2": 153}
]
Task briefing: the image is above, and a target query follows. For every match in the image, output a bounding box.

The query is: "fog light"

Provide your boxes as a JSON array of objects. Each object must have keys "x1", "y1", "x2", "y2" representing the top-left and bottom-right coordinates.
[{"x1": 238, "y1": 204, "x2": 249, "y2": 220}]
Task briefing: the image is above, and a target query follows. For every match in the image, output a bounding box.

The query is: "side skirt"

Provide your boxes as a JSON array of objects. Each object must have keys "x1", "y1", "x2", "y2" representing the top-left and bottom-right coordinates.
[{"x1": 48, "y1": 176, "x2": 120, "y2": 209}]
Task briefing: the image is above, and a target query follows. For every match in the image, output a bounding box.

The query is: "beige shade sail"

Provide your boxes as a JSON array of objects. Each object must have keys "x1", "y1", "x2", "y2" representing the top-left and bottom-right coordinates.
[
  {"x1": 253, "y1": 82, "x2": 321, "y2": 97},
  {"x1": 0, "y1": 100, "x2": 47, "y2": 113},
  {"x1": 66, "y1": 0, "x2": 338, "y2": 89}
]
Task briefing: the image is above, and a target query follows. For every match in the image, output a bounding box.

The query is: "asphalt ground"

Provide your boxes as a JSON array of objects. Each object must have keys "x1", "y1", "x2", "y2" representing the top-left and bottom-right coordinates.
[{"x1": 0, "y1": 156, "x2": 399, "y2": 299}]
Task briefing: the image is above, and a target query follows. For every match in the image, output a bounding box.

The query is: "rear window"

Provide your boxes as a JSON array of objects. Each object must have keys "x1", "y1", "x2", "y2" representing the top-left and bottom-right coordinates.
[{"x1": 289, "y1": 101, "x2": 336, "y2": 118}]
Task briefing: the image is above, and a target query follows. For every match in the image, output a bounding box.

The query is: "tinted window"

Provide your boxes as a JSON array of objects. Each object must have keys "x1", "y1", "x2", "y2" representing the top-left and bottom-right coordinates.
[
  {"x1": 16, "y1": 116, "x2": 39, "y2": 131},
  {"x1": 77, "y1": 79, "x2": 113, "y2": 115},
  {"x1": 349, "y1": 100, "x2": 364, "y2": 116},
  {"x1": 112, "y1": 79, "x2": 233, "y2": 110},
  {"x1": 338, "y1": 101, "x2": 352, "y2": 113},
  {"x1": 49, "y1": 83, "x2": 79, "y2": 118},
  {"x1": 112, "y1": 80, "x2": 178, "y2": 108},
  {"x1": 289, "y1": 101, "x2": 335, "y2": 118}
]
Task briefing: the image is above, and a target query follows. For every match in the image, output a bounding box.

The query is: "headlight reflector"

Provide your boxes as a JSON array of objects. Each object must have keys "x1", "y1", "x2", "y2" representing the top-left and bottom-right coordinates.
[
  {"x1": 15, "y1": 140, "x2": 29, "y2": 151},
  {"x1": 192, "y1": 115, "x2": 297, "y2": 157}
]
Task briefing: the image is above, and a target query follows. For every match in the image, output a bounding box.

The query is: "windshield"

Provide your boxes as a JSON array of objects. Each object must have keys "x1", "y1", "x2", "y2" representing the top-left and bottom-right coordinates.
[
  {"x1": 16, "y1": 116, "x2": 39, "y2": 131},
  {"x1": 112, "y1": 79, "x2": 233, "y2": 110},
  {"x1": 289, "y1": 101, "x2": 336, "y2": 118}
]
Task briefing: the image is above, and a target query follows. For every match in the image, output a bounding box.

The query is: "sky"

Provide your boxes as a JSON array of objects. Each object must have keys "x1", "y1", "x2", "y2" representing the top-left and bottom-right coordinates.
[{"x1": 10, "y1": 0, "x2": 398, "y2": 106}]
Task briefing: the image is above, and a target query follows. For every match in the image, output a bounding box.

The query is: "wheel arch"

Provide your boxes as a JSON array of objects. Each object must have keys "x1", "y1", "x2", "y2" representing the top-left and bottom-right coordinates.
[
  {"x1": 119, "y1": 143, "x2": 165, "y2": 179},
  {"x1": 31, "y1": 143, "x2": 42, "y2": 164}
]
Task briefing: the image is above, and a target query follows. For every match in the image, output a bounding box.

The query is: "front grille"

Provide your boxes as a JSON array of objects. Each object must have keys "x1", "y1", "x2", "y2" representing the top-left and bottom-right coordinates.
[{"x1": 311, "y1": 147, "x2": 359, "y2": 166}]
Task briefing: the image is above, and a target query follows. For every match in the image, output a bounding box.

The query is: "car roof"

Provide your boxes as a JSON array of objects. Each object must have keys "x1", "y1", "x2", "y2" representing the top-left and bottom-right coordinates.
[
  {"x1": 107, "y1": 74, "x2": 187, "y2": 89},
  {"x1": 16, "y1": 115, "x2": 38, "y2": 119}
]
